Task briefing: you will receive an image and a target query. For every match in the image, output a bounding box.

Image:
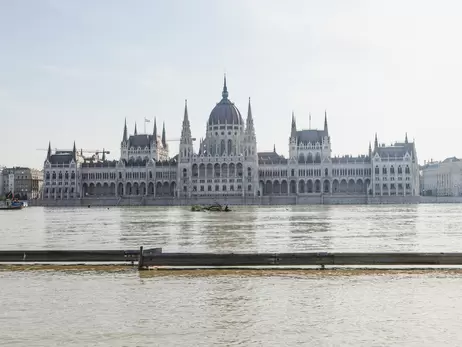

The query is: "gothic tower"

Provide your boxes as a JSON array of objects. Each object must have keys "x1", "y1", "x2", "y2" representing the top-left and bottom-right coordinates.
[
  {"x1": 244, "y1": 98, "x2": 257, "y2": 157},
  {"x1": 289, "y1": 112, "x2": 297, "y2": 159},
  {"x1": 179, "y1": 100, "x2": 193, "y2": 160},
  {"x1": 120, "y1": 118, "x2": 129, "y2": 161}
]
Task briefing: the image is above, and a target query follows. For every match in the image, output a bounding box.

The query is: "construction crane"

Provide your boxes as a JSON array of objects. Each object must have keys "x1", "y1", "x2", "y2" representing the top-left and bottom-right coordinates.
[
  {"x1": 36, "y1": 148, "x2": 111, "y2": 155},
  {"x1": 165, "y1": 138, "x2": 197, "y2": 142}
]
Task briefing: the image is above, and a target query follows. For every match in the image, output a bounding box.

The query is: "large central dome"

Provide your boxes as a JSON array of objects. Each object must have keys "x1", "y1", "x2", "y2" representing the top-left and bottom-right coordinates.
[{"x1": 208, "y1": 77, "x2": 244, "y2": 126}]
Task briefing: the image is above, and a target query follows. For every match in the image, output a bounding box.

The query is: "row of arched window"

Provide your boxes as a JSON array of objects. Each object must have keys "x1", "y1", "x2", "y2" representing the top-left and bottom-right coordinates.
[
  {"x1": 185, "y1": 184, "x2": 250, "y2": 192},
  {"x1": 374, "y1": 165, "x2": 411, "y2": 175},
  {"x1": 46, "y1": 171, "x2": 76, "y2": 180},
  {"x1": 298, "y1": 153, "x2": 322, "y2": 163},
  {"x1": 44, "y1": 187, "x2": 75, "y2": 194}
]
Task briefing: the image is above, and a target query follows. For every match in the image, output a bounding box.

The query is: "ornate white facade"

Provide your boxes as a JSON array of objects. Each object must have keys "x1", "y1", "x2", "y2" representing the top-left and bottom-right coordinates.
[{"x1": 41, "y1": 77, "x2": 420, "y2": 201}]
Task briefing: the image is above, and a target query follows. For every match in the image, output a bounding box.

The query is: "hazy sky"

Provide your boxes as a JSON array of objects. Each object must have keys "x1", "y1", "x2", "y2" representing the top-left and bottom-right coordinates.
[{"x1": 0, "y1": 0, "x2": 460, "y2": 168}]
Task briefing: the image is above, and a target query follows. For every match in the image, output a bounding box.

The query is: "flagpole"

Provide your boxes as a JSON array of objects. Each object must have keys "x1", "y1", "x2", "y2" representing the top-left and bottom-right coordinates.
[{"x1": 144, "y1": 117, "x2": 151, "y2": 134}]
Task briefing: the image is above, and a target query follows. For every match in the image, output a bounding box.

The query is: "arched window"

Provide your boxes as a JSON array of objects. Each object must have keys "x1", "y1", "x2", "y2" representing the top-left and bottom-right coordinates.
[
  {"x1": 325, "y1": 168, "x2": 329, "y2": 176},
  {"x1": 58, "y1": 172, "x2": 63, "y2": 179},
  {"x1": 390, "y1": 166, "x2": 395, "y2": 174},
  {"x1": 52, "y1": 172, "x2": 56, "y2": 179},
  {"x1": 228, "y1": 139, "x2": 232, "y2": 155},
  {"x1": 247, "y1": 167, "x2": 252, "y2": 177},
  {"x1": 382, "y1": 166, "x2": 387, "y2": 174},
  {"x1": 46, "y1": 172, "x2": 50, "y2": 180},
  {"x1": 375, "y1": 166, "x2": 379, "y2": 175},
  {"x1": 307, "y1": 153, "x2": 313, "y2": 163},
  {"x1": 221, "y1": 140, "x2": 226, "y2": 156},
  {"x1": 398, "y1": 166, "x2": 402, "y2": 174},
  {"x1": 71, "y1": 171, "x2": 75, "y2": 179},
  {"x1": 65, "y1": 171, "x2": 69, "y2": 179}
]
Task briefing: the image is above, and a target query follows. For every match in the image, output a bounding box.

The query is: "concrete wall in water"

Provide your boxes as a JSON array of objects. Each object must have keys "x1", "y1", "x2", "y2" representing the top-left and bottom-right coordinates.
[
  {"x1": 420, "y1": 196, "x2": 462, "y2": 204},
  {"x1": 31, "y1": 194, "x2": 425, "y2": 207}
]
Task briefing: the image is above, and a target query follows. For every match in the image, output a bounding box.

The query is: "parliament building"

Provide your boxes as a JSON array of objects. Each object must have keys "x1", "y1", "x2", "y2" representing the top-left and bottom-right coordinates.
[{"x1": 42, "y1": 77, "x2": 420, "y2": 203}]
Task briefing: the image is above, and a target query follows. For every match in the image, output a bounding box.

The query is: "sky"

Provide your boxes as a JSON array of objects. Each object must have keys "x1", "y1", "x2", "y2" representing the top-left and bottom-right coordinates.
[{"x1": 0, "y1": 0, "x2": 460, "y2": 169}]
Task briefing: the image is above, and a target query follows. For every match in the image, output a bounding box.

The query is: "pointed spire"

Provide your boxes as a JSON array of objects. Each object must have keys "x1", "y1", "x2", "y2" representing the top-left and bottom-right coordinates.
[
  {"x1": 184, "y1": 99, "x2": 189, "y2": 121},
  {"x1": 309, "y1": 112, "x2": 312, "y2": 129},
  {"x1": 221, "y1": 74, "x2": 229, "y2": 100},
  {"x1": 123, "y1": 118, "x2": 128, "y2": 142},
  {"x1": 291, "y1": 111, "x2": 297, "y2": 139},
  {"x1": 181, "y1": 99, "x2": 192, "y2": 144},
  {"x1": 153, "y1": 117, "x2": 157, "y2": 138},
  {"x1": 273, "y1": 144, "x2": 276, "y2": 153},
  {"x1": 245, "y1": 97, "x2": 255, "y2": 138},
  {"x1": 134, "y1": 122, "x2": 138, "y2": 135},
  {"x1": 405, "y1": 132, "x2": 408, "y2": 144},
  {"x1": 102, "y1": 148, "x2": 106, "y2": 161},
  {"x1": 368, "y1": 141, "x2": 372, "y2": 156},
  {"x1": 324, "y1": 110, "x2": 328, "y2": 133},
  {"x1": 162, "y1": 121, "x2": 166, "y2": 147},
  {"x1": 72, "y1": 141, "x2": 77, "y2": 161},
  {"x1": 374, "y1": 133, "x2": 378, "y2": 149},
  {"x1": 47, "y1": 141, "x2": 51, "y2": 160},
  {"x1": 247, "y1": 97, "x2": 252, "y2": 120}
]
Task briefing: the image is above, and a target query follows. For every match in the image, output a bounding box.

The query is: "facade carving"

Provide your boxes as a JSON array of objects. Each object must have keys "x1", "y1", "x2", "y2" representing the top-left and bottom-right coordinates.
[{"x1": 42, "y1": 77, "x2": 420, "y2": 201}]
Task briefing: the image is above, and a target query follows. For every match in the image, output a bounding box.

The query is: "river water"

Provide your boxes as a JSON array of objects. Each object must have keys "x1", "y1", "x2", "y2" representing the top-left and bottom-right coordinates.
[{"x1": 2, "y1": 205, "x2": 462, "y2": 346}]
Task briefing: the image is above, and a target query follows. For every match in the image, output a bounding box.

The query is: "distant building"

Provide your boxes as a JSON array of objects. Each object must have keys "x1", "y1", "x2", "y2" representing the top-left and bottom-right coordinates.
[
  {"x1": 370, "y1": 134, "x2": 420, "y2": 197},
  {"x1": 41, "y1": 76, "x2": 420, "y2": 202},
  {"x1": 0, "y1": 166, "x2": 4, "y2": 197},
  {"x1": 1, "y1": 167, "x2": 43, "y2": 199},
  {"x1": 421, "y1": 157, "x2": 462, "y2": 196}
]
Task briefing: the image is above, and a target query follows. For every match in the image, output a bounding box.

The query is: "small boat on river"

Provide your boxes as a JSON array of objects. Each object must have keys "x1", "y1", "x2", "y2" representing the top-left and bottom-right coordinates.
[
  {"x1": 191, "y1": 203, "x2": 231, "y2": 212},
  {"x1": 0, "y1": 199, "x2": 25, "y2": 211}
]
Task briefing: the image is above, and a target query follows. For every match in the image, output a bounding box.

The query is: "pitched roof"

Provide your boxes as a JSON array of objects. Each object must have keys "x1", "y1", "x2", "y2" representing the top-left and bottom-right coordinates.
[{"x1": 296, "y1": 129, "x2": 326, "y2": 144}]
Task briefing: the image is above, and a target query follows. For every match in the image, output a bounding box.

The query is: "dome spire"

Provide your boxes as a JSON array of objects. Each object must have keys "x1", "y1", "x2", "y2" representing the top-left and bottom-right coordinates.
[{"x1": 222, "y1": 74, "x2": 228, "y2": 100}]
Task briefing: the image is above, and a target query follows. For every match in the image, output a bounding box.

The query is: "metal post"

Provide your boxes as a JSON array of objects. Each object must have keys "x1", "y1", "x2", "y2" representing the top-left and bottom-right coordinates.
[{"x1": 137, "y1": 246, "x2": 144, "y2": 270}]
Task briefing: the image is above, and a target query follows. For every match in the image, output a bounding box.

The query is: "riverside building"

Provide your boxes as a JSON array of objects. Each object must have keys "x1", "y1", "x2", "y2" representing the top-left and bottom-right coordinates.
[{"x1": 41, "y1": 77, "x2": 420, "y2": 205}]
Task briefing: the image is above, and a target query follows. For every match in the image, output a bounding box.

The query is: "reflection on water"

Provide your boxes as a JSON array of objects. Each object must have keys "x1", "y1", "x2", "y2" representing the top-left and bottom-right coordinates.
[
  {"x1": 288, "y1": 205, "x2": 332, "y2": 250},
  {"x1": 1, "y1": 204, "x2": 462, "y2": 252}
]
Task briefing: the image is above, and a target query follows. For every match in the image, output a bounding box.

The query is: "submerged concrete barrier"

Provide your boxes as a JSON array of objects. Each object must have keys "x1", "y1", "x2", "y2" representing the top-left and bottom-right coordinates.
[
  {"x1": 139, "y1": 248, "x2": 462, "y2": 269},
  {"x1": 0, "y1": 250, "x2": 141, "y2": 263},
  {"x1": 2, "y1": 247, "x2": 462, "y2": 270}
]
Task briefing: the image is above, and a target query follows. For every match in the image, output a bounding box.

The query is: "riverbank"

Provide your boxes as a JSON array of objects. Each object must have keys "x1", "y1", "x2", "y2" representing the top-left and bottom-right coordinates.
[{"x1": 31, "y1": 194, "x2": 422, "y2": 207}]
